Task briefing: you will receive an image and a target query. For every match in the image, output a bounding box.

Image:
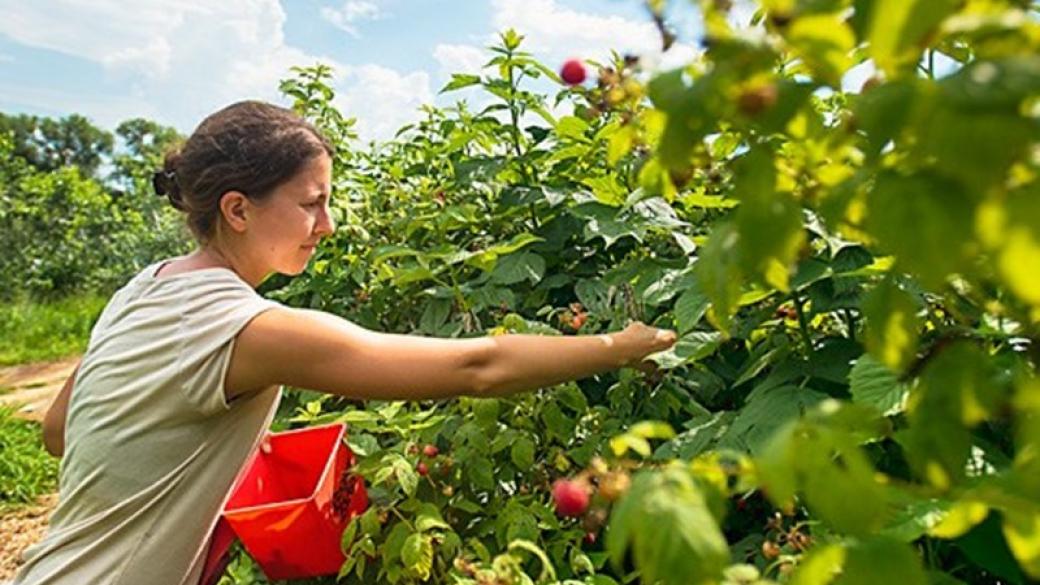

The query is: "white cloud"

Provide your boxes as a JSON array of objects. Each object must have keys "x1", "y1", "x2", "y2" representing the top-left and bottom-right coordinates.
[
  {"x1": 484, "y1": 0, "x2": 700, "y2": 78},
  {"x1": 334, "y1": 64, "x2": 433, "y2": 142},
  {"x1": 0, "y1": 0, "x2": 419, "y2": 142},
  {"x1": 433, "y1": 43, "x2": 487, "y2": 78},
  {"x1": 490, "y1": 0, "x2": 660, "y2": 61},
  {"x1": 320, "y1": 1, "x2": 383, "y2": 37}
]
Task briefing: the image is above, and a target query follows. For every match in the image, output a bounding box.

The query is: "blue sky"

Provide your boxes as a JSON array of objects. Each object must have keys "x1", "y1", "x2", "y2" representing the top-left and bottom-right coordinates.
[{"x1": 0, "y1": 0, "x2": 714, "y2": 142}]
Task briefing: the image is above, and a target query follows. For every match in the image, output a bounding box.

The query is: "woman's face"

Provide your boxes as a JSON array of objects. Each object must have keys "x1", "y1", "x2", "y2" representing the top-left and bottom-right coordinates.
[{"x1": 242, "y1": 152, "x2": 335, "y2": 276}]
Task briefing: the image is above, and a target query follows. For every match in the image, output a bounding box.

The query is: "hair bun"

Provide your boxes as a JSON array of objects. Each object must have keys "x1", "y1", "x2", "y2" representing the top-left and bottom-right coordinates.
[
  {"x1": 152, "y1": 169, "x2": 185, "y2": 210},
  {"x1": 152, "y1": 170, "x2": 173, "y2": 196}
]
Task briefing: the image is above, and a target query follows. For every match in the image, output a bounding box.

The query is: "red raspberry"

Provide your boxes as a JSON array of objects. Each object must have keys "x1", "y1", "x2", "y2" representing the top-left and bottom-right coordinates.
[
  {"x1": 571, "y1": 312, "x2": 587, "y2": 331},
  {"x1": 422, "y1": 444, "x2": 439, "y2": 458},
  {"x1": 416, "y1": 462, "x2": 429, "y2": 476},
  {"x1": 552, "y1": 478, "x2": 590, "y2": 517},
  {"x1": 560, "y1": 59, "x2": 587, "y2": 86}
]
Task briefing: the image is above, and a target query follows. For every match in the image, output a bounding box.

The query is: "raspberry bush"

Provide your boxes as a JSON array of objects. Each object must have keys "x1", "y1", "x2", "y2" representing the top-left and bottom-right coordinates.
[{"x1": 221, "y1": 2, "x2": 1039, "y2": 583}]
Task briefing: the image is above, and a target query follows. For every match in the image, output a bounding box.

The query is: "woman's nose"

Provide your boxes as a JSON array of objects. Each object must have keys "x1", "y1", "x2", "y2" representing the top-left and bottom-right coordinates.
[{"x1": 316, "y1": 204, "x2": 336, "y2": 236}]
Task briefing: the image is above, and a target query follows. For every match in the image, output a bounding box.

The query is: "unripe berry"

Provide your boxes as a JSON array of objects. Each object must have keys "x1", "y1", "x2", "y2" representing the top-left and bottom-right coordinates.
[
  {"x1": 597, "y1": 471, "x2": 630, "y2": 502},
  {"x1": 560, "y1": 59, "x2": 587, "y2": 86},
  {"x1": 737, "y1": 83, "x2": 778, "y2": 116},
  {"x1": 571, "y1": 312, "x2": 587, "y2": 331},
  {"x1": 552, "y1": 478, "x2": 590, "y2": 517}
]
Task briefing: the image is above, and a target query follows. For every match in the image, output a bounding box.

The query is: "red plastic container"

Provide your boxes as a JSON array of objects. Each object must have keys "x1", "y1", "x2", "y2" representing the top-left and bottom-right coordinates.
[{"x1": 200, "y1": 422, "x2": 368, "y2": 583}]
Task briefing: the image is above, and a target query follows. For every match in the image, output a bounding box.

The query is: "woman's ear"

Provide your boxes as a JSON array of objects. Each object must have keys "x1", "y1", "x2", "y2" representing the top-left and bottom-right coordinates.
[{"x1": 219, "y1": 191, "x2": 250, "y2": 233}]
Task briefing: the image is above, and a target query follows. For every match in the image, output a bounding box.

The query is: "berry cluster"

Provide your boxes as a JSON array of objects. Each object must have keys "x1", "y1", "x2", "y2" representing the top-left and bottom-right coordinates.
[
  {"x1": 566, "y1": 54, "x2": 645, "y2": 125},
  {"x1": 332, "y1": 467, "x2": 360, "y2": 520},
  {"x1": 550, "y1": 458, "x2": 633, "y2": 545},
  {"x1": 558, "y1": 302, "x2": 588, "y2": 332}
]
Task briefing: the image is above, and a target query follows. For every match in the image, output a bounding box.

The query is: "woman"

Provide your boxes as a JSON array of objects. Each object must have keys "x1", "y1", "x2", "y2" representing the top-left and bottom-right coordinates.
[{"x1": 15, "y1": 101, "x2": 676, "y2": 585}]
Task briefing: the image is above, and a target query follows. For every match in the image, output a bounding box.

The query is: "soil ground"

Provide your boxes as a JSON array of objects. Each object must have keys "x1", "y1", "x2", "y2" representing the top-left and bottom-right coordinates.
[{"x1": 0, "y1": 356, "x2": 78, "y2": 581}]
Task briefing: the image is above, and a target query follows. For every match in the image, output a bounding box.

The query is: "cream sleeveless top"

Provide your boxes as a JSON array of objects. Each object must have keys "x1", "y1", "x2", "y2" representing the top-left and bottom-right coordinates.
[{"x1": 13, "y1": 259, "x2": 284, "y2": 585}]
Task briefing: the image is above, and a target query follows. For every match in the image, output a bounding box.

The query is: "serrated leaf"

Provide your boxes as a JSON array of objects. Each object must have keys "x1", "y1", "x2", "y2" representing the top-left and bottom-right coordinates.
[
  {"x1": 849, "y1": 354, "x2": 909, "y2": 416},
  {"x1": 441, "y1": 73, "x2": 482, "y2": 93},
  {"x1": 674, "y1": 281, "x2": 710, "y2": 334},
  {"x1": 401, "y1": 532, "x2": 434, "y2": 580},
  {"x1": 490, "y1": 251, "x2": 546, "y2": 285},
  {"x1": 415, "y1": 504, "x2": 450, "y2": 532},
  {"x1": 510, "y1": 435, "x2": 535, "y2": 469},
  {"x1": 466, "y1": 456, "x2": 495, "y2": 491},
  {"x1": 865, "y1": 172, "x2": 976, "y2": 289},
  {"x1": 786, "y1": 12, "x2": 855, "y2": 87},
  {"x1": 862, "y1": 277, "x2": 920, "y2": 372},
  {"x1": 1003, "y1": 510, "x2": 1040, "y2": 579},
  {"x1": 606, "y1": 468, "x2": 728, "y2": 585},
  {"x1": 869, "y1": 0, "x2": 961, "y2": 77},
  {"x1": 791, "y1": 543, "x2": 846, "y2": 585},
  {"x1": 834, "y1": 538, "x2": 927, "y2": 585},
  {"x1": 724, "y1": 385, "x2": 827, "y2": 455},
  {"x1": 648, "y1": 331, "x2": 724, "y2": 369}
]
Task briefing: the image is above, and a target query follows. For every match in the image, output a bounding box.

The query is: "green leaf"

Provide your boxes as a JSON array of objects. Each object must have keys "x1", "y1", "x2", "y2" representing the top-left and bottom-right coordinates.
[
  {"x1": 853, "y1": 79, "x2": 918, "y2": 160},
  {"x1": 834, "y1": 538, "x2": 927, "y2": 585},
  {"x1": 510, "y1": 435, "x2": 536, "y2": 469},
  {"x1": 902, "y1": 342, "x2": 1002, "y2": 489},
  {"x1": 608, "y1": 124, "x2": 636, "y2": 165},
  {"x1": 733, "y1": 146, "x2": 804, "y2": 292},
  {"x1": 648, "y1": 331, "x2": 724, "y2": 369},
  {"x1": 642, "y1": 268, "x2": 687, "y2": 306},
  {"x1": 575, "y1": 278, "x2": 612, "y2": 314},
  {"x1": 696, "y1": 222, "x2": 744, "y2": 332},
  {"x1": 401, "y1": 532, "x2": 434, "y2": 580},
  {"x1": 466, "y1": 456, "x2": 496, "y2": 491},
  {"x1": 955, "y1": 513, "x2": 1029, "y2": 584},
  {"x1": 790, "y1": 543, "x2": 846, "y2": 585},
  {"x1": 340, "y1": 515, "x2": 360, "y2": 552},
  {"x1": 723, "y1": 385, "x2": 827, "y2": 455},
  {"x1": 606, "y1": 468, "x2": 729, "y2": 585},
  {"x1": 573, "y1": 202, "x2": 646, "y2": 247},
  {"x1": 440, "y1": 73, "x2": 482, "y2": 93},
  {"x1": 491, "y1": 251, "x2": 546, "y2": 285},
  {"x1": 785, "y1": 12, "x2": 855, "y2": 87},
  {"x1": 868, "y1": 0, "x2": 961, "y2": 77},
  {"x1": 415, "y1": 503, "x2": 450, "y2": 532},
  {"x1": 865, "y1": 172, "x2": 975, "y2": 289},
  {"x1": 848, "y1": 354, "x2": 909, "y2": 416},
  {"x1": 987, "y1": 183, "x2": 1040, "y2": 308},
  {"x1": 1003, "y1": 511, "x2": 1040, "y2": 580},
  {"x1": 395, "y1": 458, "x2": 419, "y2": 496},
  {"x1": 757, "y1": 402, "x2": 889, "y2": 535},
  {"x1": 556, "y1": 115, "x2": 591, "y2": 141},
  {"x1": 655, "y1": 412, "x2": 734, "y2": 460},
  {"x1": 861, "y1": 277, "x2": 921, "y2": 373},
  {"x1": 419, "y1": 298, "x2": 452, "y2": 334},
  {"x1": 673, "y1": 281, "x2": 710, "y2": 335}
]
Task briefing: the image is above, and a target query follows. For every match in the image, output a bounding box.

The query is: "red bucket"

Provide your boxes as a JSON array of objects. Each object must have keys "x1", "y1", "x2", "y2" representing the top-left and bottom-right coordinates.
[{"x1": 200, "y1": 422, "x2": 368, "y2": 583}]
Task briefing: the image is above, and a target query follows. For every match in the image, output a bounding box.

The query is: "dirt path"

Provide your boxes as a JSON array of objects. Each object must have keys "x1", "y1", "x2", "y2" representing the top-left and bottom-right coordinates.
[
  {"x1": 0, "y1": 355, "x2": 79, "y2": 422},
  {"x1": 0, "y1": 356, "x2": 78, "y2": 581},
  {"x1": 0, "y1": 494, "x2": 59, "y2": 582}
]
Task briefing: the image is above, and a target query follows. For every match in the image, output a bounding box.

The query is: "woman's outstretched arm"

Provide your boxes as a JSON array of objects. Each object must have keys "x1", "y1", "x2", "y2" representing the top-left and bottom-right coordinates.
[{"x1": 225, "y1": 307, "x2": 676, "y2": 402}]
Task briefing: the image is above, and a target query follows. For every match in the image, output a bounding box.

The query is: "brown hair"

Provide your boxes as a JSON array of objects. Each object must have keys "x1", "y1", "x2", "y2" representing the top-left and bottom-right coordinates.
[{"x1": 153, "y1": 100, "x2": 334, "y2": 243}]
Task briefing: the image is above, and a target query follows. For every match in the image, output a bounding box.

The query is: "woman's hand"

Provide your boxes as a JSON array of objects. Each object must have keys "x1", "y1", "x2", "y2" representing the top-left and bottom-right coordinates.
[{"x1": 616, "y1": 321, "x2": 678, "y2": 373}]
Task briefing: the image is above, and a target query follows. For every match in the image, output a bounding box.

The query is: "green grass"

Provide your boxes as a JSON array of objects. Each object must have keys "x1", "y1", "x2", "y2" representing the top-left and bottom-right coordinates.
[
  {"x1": 0, "y1": 293, "x2": 108, "y2": 366},
  {"x1": 0, "y1": 406, "x2": 59, "y2": 511}
]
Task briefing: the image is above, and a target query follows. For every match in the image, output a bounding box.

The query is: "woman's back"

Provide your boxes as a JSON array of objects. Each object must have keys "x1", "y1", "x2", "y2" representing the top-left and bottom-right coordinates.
[{"x1": 14, "y1": 260, "x2": 283, "y2": 585}]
